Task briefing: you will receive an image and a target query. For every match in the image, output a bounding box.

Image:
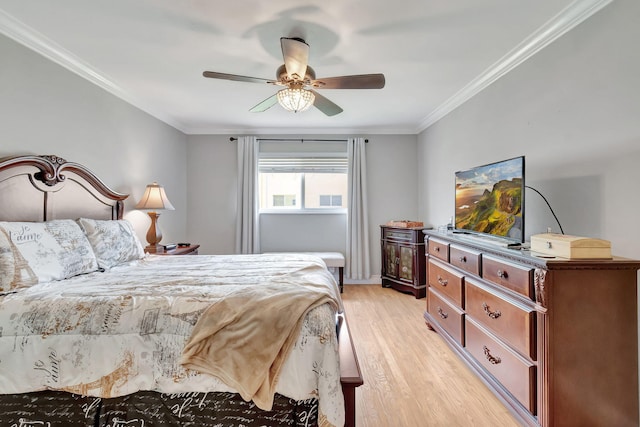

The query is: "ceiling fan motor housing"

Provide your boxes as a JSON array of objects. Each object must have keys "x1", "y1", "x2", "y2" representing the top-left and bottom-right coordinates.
[{"x1": 276, "y1": 64, "x2": 316, "y2": 86}]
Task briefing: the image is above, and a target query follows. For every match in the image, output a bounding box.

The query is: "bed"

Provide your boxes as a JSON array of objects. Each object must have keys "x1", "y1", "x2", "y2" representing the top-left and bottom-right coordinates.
[{"x1": 0, "y1": 154, "x2": 363, "y2": 427}]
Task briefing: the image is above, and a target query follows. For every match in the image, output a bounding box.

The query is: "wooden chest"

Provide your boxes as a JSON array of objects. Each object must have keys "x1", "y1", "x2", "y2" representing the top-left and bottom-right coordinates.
[{"x1": 380, "y1": 225, "x2": 426, "y2": 298}]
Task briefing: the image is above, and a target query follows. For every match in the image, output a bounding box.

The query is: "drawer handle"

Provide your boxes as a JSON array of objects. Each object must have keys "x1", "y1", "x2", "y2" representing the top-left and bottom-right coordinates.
[
  {"x1": 435, "y1": 246, "x2": 440, "y2": 252},
  {"x1": 497, "y1": 269, "x2": 508, "y2": 279},
  {"x1": 459, "y1": 256, "x2": 467, "y2": 263},
  {"x1": 437, "y1": 307, "x2": 448, "y2": 319},
  {"x1": 482, "y1": 302, "x2": 502, "y2": 319},
  {"x1": 437, "y1": 275, "x2": 448, "y2": 286},
  {"x1": 483, "y1": 346, "x2": 502, "y2": 365}
]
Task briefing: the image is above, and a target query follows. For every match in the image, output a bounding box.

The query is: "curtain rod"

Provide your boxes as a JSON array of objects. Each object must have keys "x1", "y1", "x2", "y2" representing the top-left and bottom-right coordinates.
[{"x1": 229, "y1": 137, "x2": 368, "y2": 143}]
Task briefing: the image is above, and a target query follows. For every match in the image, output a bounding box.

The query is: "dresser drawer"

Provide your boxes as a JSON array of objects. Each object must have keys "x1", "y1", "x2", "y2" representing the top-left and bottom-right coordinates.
[
  {"x1": 428, "y1": 288, "x2": 464, "y2": 346},
  {"x1": 465, "y1": 318, "x2": 536, "y2": 414},
  {"x1": 382, "y1": 227, "x2": 414, "y2": 242},
  {"x1": 450, "y1": 244, "x2": 481, "y2": 275},
  {"x1": 482, "y1": 255, "x2": 534, "y2": 299},
  {"x1": 428, "y1": 237, "x2": 449, "y2": 262},
  {"x1": 465, "y1": 278, "x2": 536, "y2": 360},
  {"x1": 428, "y1": 258, "x2": 464, "y2": 307}
]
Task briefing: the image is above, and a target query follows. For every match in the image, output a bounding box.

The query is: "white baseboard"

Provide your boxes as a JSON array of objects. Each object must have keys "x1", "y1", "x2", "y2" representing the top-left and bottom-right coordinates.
[
  {"x1": 344, "y1": 274, "x2": 382, "y2": 285},
  {"x1": 326, "y1": 268, "x2": 381, "y2": 285}
]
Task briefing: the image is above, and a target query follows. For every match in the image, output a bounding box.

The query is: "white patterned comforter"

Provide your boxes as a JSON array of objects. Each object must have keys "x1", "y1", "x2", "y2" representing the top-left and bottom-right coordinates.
[{"x1": 0, "y1": 253, "x2": 345, "y2": 426}]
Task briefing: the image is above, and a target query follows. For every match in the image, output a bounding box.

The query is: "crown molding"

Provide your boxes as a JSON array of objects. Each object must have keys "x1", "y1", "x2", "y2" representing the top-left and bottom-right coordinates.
[
  {"x1": 0, "y1": 9, "x2": 188, "y2": 133},
  {"x1": 185, "y1": 125, "x2": 417, "y2": 136},
  {"x1": 416, "y1": 0, "x2": 615, "y2": 133}
]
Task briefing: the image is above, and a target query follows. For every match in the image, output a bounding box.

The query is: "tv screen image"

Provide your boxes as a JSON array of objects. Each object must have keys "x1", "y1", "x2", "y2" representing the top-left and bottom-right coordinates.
[{"x1": 454, "y1": 156, "x2": 524, "y2": 243}]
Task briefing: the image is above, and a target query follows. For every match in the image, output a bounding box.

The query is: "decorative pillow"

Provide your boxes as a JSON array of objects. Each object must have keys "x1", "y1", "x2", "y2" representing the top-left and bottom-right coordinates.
[
  {"x1": 0, "y1": 220, "x2": 99, "y2": 292},
  {"x1": 77, "y1": 218, "x2": 145, "y2": 269}
]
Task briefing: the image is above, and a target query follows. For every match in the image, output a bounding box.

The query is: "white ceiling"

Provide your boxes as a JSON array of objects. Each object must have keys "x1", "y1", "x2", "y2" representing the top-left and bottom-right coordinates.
[{"x1": 0, "y1": 0, "x2": 611, "y2": 135}]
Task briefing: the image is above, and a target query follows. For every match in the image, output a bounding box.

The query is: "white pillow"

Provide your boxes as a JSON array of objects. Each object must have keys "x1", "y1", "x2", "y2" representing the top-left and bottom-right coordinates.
[
  {"x1": 77, "y1": 218, "x2": 145, "y2": 269},
  {"x1": 0, "y1": 219, "x2": 99, "y2": 292}
]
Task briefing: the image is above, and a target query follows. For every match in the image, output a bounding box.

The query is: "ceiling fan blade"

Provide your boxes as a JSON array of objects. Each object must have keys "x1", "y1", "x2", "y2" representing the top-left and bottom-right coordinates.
[
  {"x1": 249, "y1": 94, "x2": 278, "y2": 113},
  {"x1": 203, "y1": 71, "x2": 273, "y2": 84},
  {"x1": 313, "y1": 73, "x2": 386, "y2": 89},
  {"x1": 311, "y1": 90, "x2": 343, "y2": 116},
  {"x1": 280, "y1": 37, "x2": 309, "y2": 80}
]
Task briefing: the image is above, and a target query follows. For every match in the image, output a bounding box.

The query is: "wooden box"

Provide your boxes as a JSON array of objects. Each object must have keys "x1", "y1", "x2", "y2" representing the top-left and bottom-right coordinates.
[
  {"x1": 385, "y1": 220, "x2": 424, "y2": 228},
  {"x1": 530, "y1": 233, "x2": 612, "y2": 259}
]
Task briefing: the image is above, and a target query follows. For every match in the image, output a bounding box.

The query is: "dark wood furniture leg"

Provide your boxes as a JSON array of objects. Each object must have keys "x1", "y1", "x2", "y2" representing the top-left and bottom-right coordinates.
[
  {"x1": 339, "y1": 266, "x2": 344, "y2": 293},
  {"x1": 342, "y1": 384, "x2": 357, "y2": 427},
  {"x1": 338, "y1": 313, "x2": 363, "y2": 427}
]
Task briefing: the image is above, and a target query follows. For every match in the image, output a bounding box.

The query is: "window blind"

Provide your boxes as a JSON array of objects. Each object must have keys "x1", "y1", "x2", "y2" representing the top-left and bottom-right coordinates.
[{"x1": 259, "y1": 157, "x2": 348, "y2": 173}]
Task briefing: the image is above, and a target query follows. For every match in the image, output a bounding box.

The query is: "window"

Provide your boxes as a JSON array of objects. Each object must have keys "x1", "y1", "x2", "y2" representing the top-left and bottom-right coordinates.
[
  {"x1": 273, "y1": 194, "x2": 296, "y2": 207},
  {"x1": 259, "y1": 154, "x2": 348, "y2": 212},
  {"x1": 319, "y1": 195, "x2": 342, "y2": 207}
]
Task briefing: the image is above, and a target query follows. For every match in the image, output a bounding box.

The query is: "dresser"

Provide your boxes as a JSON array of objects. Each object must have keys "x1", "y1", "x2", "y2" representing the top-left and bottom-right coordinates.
[
  {"x1": 380, "y1": 225, "x2": 426, "y2": 298},
  {"x1": 423, "y1": 230, "x2": 639, "y2": 427}
]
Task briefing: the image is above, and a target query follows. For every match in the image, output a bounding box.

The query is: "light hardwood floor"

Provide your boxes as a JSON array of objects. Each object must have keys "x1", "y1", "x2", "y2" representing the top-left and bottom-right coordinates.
[{"x1": 341, "y1": 284, "x2": 522, "y2": 427}]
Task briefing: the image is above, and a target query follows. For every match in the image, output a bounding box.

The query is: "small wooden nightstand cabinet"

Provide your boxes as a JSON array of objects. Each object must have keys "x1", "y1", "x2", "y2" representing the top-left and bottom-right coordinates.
[
  {"x1": 145, "y1": 244, "x2": 200, "y2": 255},
  {"x1": 380, "y1": 225, "x2": 426, "y2": 298}
]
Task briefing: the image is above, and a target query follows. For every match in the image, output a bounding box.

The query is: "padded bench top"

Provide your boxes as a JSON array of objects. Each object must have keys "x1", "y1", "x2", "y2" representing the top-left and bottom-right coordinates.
[
  {"x1": 302, "y1": 252, "x2": 345, "y2": 268},
  {"x1": 266, "y1": 251, "x2": 345, "y2": 268}
]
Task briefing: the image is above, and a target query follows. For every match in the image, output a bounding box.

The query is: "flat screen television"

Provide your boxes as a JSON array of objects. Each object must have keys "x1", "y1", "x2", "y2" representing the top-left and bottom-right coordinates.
[{"x1": 454, "y1": 156, "x2": 525, "y2": 243}]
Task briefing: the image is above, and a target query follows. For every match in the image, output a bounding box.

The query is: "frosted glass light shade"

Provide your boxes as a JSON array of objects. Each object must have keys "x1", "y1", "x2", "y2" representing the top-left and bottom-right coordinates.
[{"x1": 277, "y1": 88, "x2": 315, "y2": 113}]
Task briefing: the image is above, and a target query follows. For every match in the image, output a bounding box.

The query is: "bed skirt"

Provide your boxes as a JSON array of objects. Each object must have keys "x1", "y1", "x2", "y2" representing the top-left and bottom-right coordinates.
[{"x1": 0, "y1": 390, "x2": 319, "y2": 426}]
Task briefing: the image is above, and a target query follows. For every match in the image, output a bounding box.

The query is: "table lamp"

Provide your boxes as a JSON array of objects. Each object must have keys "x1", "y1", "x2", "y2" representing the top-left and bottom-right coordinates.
[{"x1": 135, "y1": 182, "x2": 175, "y2": 250}]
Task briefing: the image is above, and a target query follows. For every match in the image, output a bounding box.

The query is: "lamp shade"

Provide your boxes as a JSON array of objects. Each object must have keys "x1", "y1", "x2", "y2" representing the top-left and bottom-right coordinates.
[{"x1": 135, "y1": 182, "x2": 175, "y2": 211}]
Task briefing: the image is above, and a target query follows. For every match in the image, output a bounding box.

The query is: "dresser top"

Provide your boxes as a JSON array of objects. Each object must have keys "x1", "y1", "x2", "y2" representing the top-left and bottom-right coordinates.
[{"x1": 424, "y1": 230, "x2": 640, "y2": 271}]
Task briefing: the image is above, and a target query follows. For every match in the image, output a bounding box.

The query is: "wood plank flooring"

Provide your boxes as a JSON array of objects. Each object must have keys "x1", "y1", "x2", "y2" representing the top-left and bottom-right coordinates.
[{"x1": 341, "y1": 284, "x2": 522, "y2": 427}]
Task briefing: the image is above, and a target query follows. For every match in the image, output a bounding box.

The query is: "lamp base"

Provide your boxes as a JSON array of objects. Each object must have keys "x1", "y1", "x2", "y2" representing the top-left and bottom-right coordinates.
[{"x1": 145, "y1": 211, "x2": 163, "y2": 247}]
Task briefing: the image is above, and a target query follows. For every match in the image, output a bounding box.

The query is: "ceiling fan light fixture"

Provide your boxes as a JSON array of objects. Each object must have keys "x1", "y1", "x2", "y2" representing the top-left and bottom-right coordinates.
[
  {"x1": 203, "y1": 37, "x2": 383, "y2": 116},
  {"x1": 276, "y1": 87, "x2": 315, "y2": 113}
]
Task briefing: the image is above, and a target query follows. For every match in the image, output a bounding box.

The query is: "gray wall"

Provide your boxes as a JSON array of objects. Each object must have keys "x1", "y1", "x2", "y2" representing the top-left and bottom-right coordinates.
[
  {"x1": 417, "y1": 0, "x2": 640, "y2": 260},
  {"x1": 417, "y1": 0, "x2": 640, "y2": 407},
  {"x1": 185, "y1": 135, "x2": 238, "y2": 254},
  {"x1": 0, "y1": 33, "x2": 188, "y2": 243},
  {"x1": 186, "y1": 134, "x2": 419, "y2": 277}
]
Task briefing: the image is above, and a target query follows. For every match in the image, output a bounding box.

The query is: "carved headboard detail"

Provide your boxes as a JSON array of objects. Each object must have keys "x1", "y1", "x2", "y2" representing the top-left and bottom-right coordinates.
[{"x1": 0, "y1": 154, "x2": 128, "y2": 222}]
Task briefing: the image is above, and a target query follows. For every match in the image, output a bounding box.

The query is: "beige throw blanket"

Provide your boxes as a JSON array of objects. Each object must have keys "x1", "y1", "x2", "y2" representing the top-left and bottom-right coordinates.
[{"x1": 180, "y1": 270, "x2": 339, "y2": 411}]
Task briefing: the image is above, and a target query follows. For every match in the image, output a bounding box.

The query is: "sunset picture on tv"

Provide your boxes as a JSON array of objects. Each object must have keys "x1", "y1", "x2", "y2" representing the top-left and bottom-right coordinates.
[{"x1": 455, "y1": 156, "x2": 524, "y2": 241}]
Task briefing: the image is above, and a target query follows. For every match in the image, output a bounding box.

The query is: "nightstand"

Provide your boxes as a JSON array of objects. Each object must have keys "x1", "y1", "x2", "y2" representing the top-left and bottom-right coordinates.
[{"x1": 145, "y1": 244, "x2": 200, "y2": 255}]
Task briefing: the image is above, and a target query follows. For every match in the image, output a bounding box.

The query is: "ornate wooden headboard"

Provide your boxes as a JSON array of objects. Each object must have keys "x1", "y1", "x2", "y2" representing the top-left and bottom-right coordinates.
[{"x1": 0, "y1": 154, "x2": 128, "y2": 222}]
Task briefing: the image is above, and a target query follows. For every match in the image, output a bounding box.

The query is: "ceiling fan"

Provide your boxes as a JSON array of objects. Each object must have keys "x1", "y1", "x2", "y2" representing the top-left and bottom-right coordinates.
[{"x1": 202, "y1": 37, "x2": 385, "y2": 116}]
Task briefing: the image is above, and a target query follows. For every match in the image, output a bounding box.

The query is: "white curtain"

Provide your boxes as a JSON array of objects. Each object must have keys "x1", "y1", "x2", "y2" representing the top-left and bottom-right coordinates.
[
  {"x1": 235, "y1": 136, "x2": 260, "y2": 254},
  {"x1": 346, "y1": 137, "x2": 370, "y2": 280}
]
